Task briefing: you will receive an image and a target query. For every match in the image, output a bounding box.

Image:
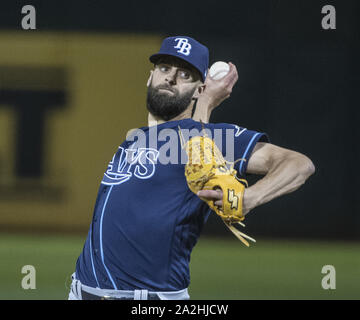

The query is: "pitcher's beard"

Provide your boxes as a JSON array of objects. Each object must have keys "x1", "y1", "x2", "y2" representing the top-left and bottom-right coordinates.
[{"x1": 146, "y1": 85, "x2": 196, "y2": 121}]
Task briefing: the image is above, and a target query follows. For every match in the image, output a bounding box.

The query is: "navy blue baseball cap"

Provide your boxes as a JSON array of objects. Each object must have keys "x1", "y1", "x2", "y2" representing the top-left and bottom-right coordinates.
[{"x1": 149, "y1": 36, "x2": 209, "y2": 82}]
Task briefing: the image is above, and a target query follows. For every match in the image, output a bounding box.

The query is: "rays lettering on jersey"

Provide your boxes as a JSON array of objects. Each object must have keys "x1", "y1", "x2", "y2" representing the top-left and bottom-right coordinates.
[{"x1": 101, "y1": 147, "x2": 159, "y2": 185}]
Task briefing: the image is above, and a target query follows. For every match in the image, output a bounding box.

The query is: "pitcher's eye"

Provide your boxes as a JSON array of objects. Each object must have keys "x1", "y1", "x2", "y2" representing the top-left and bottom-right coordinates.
[
  {"x1": 158, "y1": 64, "x2": 169, "y2": 73},
  {"x1": 179, "y1": 70, "x2": 191, "y2": 80}
]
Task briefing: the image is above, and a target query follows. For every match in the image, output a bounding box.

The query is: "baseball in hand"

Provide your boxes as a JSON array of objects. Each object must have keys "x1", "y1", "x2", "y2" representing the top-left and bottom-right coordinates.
[{"x1": 209, "y1": 61, "x2": 230, "y2": 80}]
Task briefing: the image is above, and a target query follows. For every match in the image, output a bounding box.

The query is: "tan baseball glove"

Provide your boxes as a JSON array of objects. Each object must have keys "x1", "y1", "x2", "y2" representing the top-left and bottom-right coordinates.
[{"x1": 179, "y1": 127, "x2": 256, "y2": 247}]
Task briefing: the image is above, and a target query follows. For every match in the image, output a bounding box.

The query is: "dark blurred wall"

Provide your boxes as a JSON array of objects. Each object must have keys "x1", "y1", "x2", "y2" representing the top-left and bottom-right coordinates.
[{"x1": 0, "y1": 0, "x2": 359, "y2": 239}]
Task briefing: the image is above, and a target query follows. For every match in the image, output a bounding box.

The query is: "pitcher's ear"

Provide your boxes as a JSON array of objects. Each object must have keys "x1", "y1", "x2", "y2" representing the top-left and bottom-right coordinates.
[
  {"x1": 147, "y1": 70, "x2": 154, "y2": 87},
  {"x1": 193, "y1": 84, "x2": 205, "y2": 99}
]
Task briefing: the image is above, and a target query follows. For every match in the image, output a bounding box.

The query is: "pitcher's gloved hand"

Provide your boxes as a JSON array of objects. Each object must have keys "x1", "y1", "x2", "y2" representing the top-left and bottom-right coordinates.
[{"x1": 180, "y1": 129, "x2": 256, "y2": 247}]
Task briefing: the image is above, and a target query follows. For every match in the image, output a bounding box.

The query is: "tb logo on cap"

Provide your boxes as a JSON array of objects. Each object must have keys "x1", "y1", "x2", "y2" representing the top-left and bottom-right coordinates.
[{"x1": 174, "y1": 38, "x2": 192, "y2": 56}]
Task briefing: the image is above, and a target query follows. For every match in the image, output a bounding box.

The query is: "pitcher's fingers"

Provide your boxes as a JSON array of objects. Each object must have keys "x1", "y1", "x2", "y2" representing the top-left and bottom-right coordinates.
[
  {"x1": 230, "y1": 62, "x2": 238, "y2": 80},
  {"x1": 204, "y1": 68, "x2": 211, "y2": 83},
  {"x1": 197, "y1": 189, "x2": 222, "y2": 200},
  {"x1": 226, "y1": 62, "x2": 238, "y2": 86},
  {"x1": 214, "y1": 200, "x2": 223, "y2": 207},
  {"x1": 222, "y1": 63, "x2": 238, "y2": 87}
]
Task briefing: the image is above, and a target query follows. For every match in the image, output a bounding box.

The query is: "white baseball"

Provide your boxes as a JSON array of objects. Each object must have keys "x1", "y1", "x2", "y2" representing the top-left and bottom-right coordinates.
[{"x1": 209, "y1": 61, "x2": 230, "y2": 80}]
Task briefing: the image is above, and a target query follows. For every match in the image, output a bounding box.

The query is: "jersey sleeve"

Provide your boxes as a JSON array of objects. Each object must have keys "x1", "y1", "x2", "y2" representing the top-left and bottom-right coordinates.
[
  {"x1": 233, "y1": 126, "x2": 269, "y2": 176},
  {"x1": 211, "y1": 123, "x2": 269, "y2": 177}
]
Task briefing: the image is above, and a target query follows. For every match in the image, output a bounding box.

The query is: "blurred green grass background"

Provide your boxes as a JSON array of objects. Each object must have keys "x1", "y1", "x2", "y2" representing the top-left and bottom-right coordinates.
[{"x1": 0, "y1": 233, "x2": 359, "y2": 300}]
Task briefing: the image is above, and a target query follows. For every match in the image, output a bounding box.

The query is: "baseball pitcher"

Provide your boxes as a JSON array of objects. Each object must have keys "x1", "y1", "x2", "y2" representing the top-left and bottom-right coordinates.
[{"x1": 68, "y1": 36, "x2": 315, "y2": 300}]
